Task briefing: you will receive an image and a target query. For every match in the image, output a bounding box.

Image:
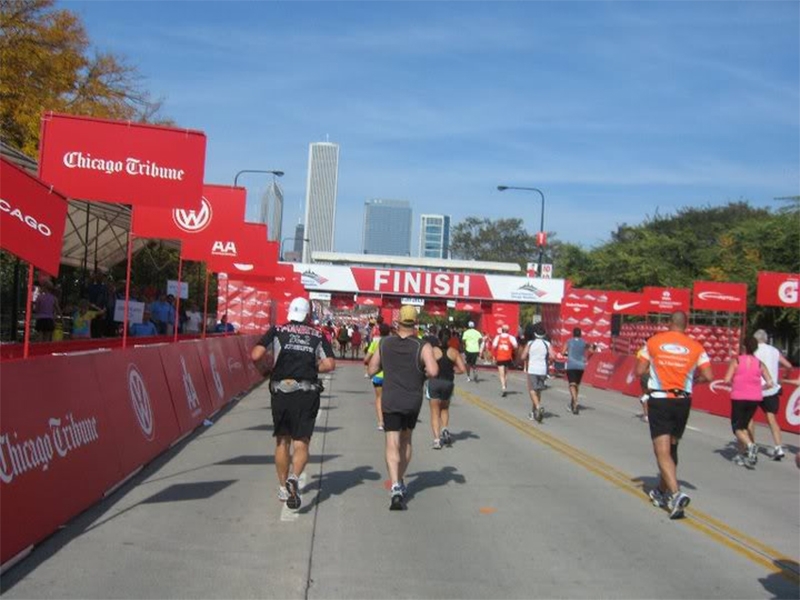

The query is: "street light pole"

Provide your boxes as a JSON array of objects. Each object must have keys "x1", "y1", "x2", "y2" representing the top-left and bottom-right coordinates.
[
  {"x1": 233, "y1": 169, "x2": 284, "y2": 187},
  {"x1": 497, "y1": 185, "x2": 546, "y2": 277}
]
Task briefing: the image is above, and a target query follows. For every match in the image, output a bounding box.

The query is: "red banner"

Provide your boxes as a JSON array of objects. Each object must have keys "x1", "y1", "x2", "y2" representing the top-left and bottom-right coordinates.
[
  {"x1": 133, "y1": 184, "x2": 246, "y2": 246},
  {"x1": 39, "y1": 112, "x2": 205, "y2": 209},
  {"x1": 157, "y1": 343, "x2": 214, "y2": 434},
  {"x1": 0, "y1": 158, "x2": 68, "y2": 275},
  {"x1": 642, "y1": 287, "x2": 690, "y2": 313},
  {"x1": 355, "y1": 294, "x2": 383, "y2": 307},
  {"x1": 692, "y1": 281, "x2": 748, "y2": 312},
  {"x1": 455, "y1": 301, "x2": 481, "y2": 312},
  {"x1": 756, "y1": 272, "x2": 800, "y2": 308},
  {"x1": 425, "y1": 300, "x2": 447, "y2": 316},
  {"x1": 330, "y1": 294, "x2": 356, "y2": 311},
  {"x1": 604, "y1": 291, "x2": 646, "y2": 315}
]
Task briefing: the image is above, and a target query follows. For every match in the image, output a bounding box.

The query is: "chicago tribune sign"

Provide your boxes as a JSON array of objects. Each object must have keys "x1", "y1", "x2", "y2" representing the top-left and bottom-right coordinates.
[{"x1": 62, "y1": 152, "x2": 185, "y2": 181}]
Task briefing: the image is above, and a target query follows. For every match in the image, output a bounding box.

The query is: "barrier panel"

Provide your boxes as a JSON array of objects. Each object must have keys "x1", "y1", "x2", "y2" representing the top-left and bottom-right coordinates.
[
  {"x1": 158, "y1": 342, "x2": 214, "y2": 435},
  {"x1": 90, "y1": 346, "x2": 182, "y2": 478},
  {"x1": 0, "y1": 354, "x2": 123, "y2": 564},
  {"x1": 607, "y1": 355, "x2": 643, "y2": 396},
  {"x1": 237, "y1": 335, "x2": 271, "y2": 387},
  {"x1": 583, "y1": 351, "x2": 626, "y2": 389},
  {"x1": 195, "y1": 337, "x2": 240, "y2": 409},
  {"x1": 217, "y1": 336, "x2": 251, "y2": 397}
]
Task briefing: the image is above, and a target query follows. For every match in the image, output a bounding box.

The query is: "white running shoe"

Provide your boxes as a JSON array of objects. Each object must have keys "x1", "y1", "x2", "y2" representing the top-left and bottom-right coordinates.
[{"x1": 278, "y1": 486, "x2": 289, "y2": 502}]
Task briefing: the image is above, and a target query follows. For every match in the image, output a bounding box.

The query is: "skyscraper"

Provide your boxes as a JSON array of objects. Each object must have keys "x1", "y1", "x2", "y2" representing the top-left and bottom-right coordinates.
[
  {"x1": 362, "y1": 199, "x2": 412, "y2": 256},
  {"x1": 419, "y1": 214, "x2": 451, "y2": 259},
  {"x1": 293, "y1": 223, "x2": 305, "y2": 254},
  {"x1": 303, "y1": 142, "x2": 339, "y2": 262},
  {"x1": 258, "y1": 179, "x2": 284, "y2": 242}
]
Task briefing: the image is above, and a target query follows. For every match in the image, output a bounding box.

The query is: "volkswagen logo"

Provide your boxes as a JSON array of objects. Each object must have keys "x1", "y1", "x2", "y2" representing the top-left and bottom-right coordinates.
[{"x1": 173, "y1": 197, "x2": 212, "y2": 233}]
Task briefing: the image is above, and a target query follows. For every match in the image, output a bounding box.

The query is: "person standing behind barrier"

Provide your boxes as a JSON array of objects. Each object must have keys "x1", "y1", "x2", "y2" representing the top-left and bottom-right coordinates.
[
  {"x1": 33, "y1": 281, "x2": 60, "y2": 342},
  {"x1": 635, "y1": 311, "x2": 712, "y2": 519},
  {"x1": 364, "y1": 322, "x2": 391, "y2": 430},
  {"x1": 565, "y1": 328, "x2": 590, "y2": 415},
  {"x1": 462, "y1": 321, "x2": 482, "y2": 382},
  {"x1": 751, "y1": 329, "x2": 793, "y2": 460},
  {"x1": 492, "y1": 324, "x2": 518, "y2": 397},
  {"x1": 71, "y1": 299, "x2": 105, "y2": 339},
  {"x1": 368, "y1": 305, "x2": 438, "y2": 510},
  {"x1": 520, "y1": 322, "x2": 556, "y2": 423},
  {"x1": 723, "y1": 336, "x2": 775, "y2": 468},
  {"x1": 426, "y1": 326, "x2": 467, "y2": 449},
  {"x1": 251, "y1": 297, "x2": 335, "y2": 510}
]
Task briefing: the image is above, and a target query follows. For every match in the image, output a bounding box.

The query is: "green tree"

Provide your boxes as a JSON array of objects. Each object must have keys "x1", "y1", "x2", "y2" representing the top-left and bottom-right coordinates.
[{"x1": 449, "y1": 217, "x2": 536, "y2": 269}]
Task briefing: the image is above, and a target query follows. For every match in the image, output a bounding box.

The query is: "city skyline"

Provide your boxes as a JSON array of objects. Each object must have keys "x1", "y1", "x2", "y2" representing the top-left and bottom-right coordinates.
[
  {"x1": 302, "y1": 142, "x2": 339, "y2": 262},
  {"x1": 362, "y1": 199, "x2": 412, "y2": 257},
  {"x1": 419, "y1": 214, "x2": 451, "y2": 259}
]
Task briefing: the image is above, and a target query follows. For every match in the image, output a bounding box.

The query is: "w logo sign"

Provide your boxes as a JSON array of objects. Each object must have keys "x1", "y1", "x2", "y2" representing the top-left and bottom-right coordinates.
[{"x1": 173, "y1": 197, "x2": 212, "y2": 233}]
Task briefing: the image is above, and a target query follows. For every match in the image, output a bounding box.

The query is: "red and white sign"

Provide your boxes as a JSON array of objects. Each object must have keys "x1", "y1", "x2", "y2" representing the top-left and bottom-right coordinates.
[
  {"x1": 605, "y1": 291, "x2": 647, "y2": 315},
  {"x1": 355, "y1": 294, "x2": 383, "y2": 307},
  {"x1": 455, "y1": 301, "x2": 482, "y2": 312},
  {"x1": 39, "y1": 112, "x2": 206, "y2": 209},
  {"x1": 0, "y1": 158, "x2": 68, "y2": 275},
  {"x1": 756, "y1": 271, "x2": 800, "y2": 308},
  {"x1": 692, "y1": 281, "x2": 747, "y2": 312},
  {"x1": 643, "y1": 287, "x2": 690, "y2": 313}
]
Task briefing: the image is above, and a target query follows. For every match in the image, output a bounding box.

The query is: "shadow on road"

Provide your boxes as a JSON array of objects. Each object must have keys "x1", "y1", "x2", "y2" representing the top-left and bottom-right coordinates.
[
  {"x1": 297, "y1": 465, "x2": 382, "y2": 513},
  {"x1": 404, "y1": 466, "x2": 467, "y2": 501},
  {"x1": 448, "y1": 429, "x2": 480, "y2": 443},
  {"x1": 758, "y1": 559, "x2": 800, "y2": 599}
]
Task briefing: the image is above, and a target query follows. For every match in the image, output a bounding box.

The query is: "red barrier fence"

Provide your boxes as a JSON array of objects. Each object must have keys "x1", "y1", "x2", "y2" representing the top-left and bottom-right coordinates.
[
  {"x1": 584, "y1": 352, "x2": 800, "y2": 434},
  {"x1": 0, "y1": 335, "x2": 266, "y2": 567}
]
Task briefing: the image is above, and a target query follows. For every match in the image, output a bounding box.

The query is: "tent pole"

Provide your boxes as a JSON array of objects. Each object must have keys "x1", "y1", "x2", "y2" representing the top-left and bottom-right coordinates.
[
  {"x1": 202, "y1": 269, "x2": 209, "y2": 339},
  {"x1": 122, "y1": 232, "x2": 134, "y2": 349},
  {"x1": 22, "y1": 265, "x2": 34, "y2": 359},
  {"x1": 173, "y1": 257, "x2": 183, "y2": 343}
]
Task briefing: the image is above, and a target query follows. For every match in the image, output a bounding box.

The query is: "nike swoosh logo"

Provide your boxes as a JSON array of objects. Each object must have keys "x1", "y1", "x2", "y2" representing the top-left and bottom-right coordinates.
[{"x1": 613, "y1": 301, "x2": 639, "y2": 310}]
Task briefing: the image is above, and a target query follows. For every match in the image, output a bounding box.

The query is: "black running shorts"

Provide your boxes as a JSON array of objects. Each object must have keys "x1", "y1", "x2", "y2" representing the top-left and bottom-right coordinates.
[
  {"x1": 648, "y1": 397, "x2": 692, "y2": 440},
  {"x1": 426, "y1": 378, "x2": 455, "y2": 401},
  {"x1": 271, "y1": 389, "x2": 320, "y2": 440},
  {"x1": 566, "y1": 369, "x2": 584, "y2": 385},
  {"x1": 465, "y1": 352, "x2": 479, "y2": 366},
  {"x1": 496, "y1": 359, "x2": 514, "y2": 368},
  {"x1": 730, "y1": 400, "x2": 759, "y2": 432},
  {"x1": 758, "y1": 390, "x2": 781, "y2": 415},
  {"x1": 35, "y1": 318, "x2": 55, "y2": 333},
  {"x1": 382, "y1": 411, "x2": 420, "y2": 432}
]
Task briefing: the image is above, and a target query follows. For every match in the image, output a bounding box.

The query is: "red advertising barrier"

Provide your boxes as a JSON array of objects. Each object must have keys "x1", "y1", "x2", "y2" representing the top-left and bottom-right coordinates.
[
  {"x1": 607, "y1": 355, "x2": 642, "y2": 396},
  {"x1": 90, "y1": 346, "x2": 182, "y2": 477},
  {"x1": 218, "y1": 335, "x2": 251, "y2": 396},
  {"x1": 158, "y1": 343, "x2": 215, "y2": 435},
  {"x1": 756, "y1": 271, "x2": 800, "y2": 308},
  {"x1": 583, "y1": 351, "x2": 627, "y2": 389},
  {"x1": 0, "y1": 354, "x2": 123, "y2": 564},
  {"x1": 238, "y1": 335, "x2": 269, "y2": 387}
]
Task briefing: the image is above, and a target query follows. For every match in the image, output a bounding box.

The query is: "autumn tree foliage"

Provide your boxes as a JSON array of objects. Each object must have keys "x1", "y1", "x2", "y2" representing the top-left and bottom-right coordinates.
[{"x1": 0, "y1": 0, "x2": 168, "y2": 156}]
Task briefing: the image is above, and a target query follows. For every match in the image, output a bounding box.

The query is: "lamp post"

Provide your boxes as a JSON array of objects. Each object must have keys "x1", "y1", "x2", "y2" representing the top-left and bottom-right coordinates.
[
  {"x1": 497, "y1": 185, "x2": 546, "y2": 277},
  {"x1": 281, "y1": 237, "x2": 309, "y2": 261},
  {"x1": 233, "y1": 169, "x2": 284, "y2": 187}
]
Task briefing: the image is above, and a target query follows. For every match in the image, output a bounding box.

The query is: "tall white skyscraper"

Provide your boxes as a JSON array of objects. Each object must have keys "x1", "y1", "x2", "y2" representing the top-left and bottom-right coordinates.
[
  {"x1": 258, "y1": 179, "x2": 284, "y2": 242},
  {"x1": 303, "y1": 142, "x2": 339, "y2": 262},
  {"x1": 419, "y1": 214, "x2": 451, "y2": 258}
]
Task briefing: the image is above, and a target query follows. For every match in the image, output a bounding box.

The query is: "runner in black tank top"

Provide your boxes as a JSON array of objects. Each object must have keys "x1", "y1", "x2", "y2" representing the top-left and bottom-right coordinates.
[{"x1": 425, "y1": 327, "x2": 467, "y2": 449}]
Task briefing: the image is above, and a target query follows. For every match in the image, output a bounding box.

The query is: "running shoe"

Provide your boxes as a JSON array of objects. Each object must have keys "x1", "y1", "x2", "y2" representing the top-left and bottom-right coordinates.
[
  {"x1": 772, "y1": 446, "x2": 785, "y2": 461},
  {"x1": 732, "y1": 454, "x2": 747, "y2": 467},
  {"x1": 648, "y1": 488, "x2": 666, "y2": 508},
  {"x1": 527, "y1": 411, "x2": 536, "y2": 421},
  {"x1": 501, "y1": 389, "x2": 507, "y2": 398},
  {"x1": 398, "y1": 480, "x2": 408, "y2": 496},
  {"x1": 466, "y1": 376, "x2": 471, "y2": 382},
  {"x1": 278, "y1": 486, "x2": 289, "y2": 502},
  {"x1": 667, "y1": 491, "x2": 690, "y2": 519},
  {"x1": 377, "y1": 424, "x2": 384, "y2": 431},
  {"x1": 572, "y1": 404, "x2": 579, "y2": 415},
  {"x1": 441, "y1": 428, "x2": 453, "y2": 447},
  {"x1": 746, "y1": 443, "x2": 758, "y2": 466},
  {"x1": 535, "y1": 408, "x2": 544, "y2": 423},
  {"x1": 432, "y1": 438, "x2": 442, "y2": 450},
  {"x1": 390, "y1": 484, "x2": 406, "y2": 511},
  {"x1": 285, "y1": 476, "x2": 301, "y2": 510}
]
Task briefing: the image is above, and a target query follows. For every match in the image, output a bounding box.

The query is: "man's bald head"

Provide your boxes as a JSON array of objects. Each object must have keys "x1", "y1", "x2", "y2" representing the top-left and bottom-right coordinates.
[{"x1": 670, "y1": 311, "x2": 688, "y2": 331}]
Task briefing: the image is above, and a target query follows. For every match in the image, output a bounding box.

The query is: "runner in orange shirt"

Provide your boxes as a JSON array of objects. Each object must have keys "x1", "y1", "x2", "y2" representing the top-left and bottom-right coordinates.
[
  {"x1": 635, "y1": 311, "x2": 713, "y2": 519},
  {"x1": 492, "y1": 324, "x2": 518, "y2": 397}
]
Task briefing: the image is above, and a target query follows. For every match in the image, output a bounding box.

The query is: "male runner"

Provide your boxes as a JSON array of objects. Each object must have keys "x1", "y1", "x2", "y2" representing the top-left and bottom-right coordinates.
[
  {"x1": 635, "y1": 311, "x2": 712, "y2": 519},
  {"x1": 751, "y1": 329, "x2": 793, "y2": 460},
  {"x1": 564, "y1": 328, "x2": 590, "y2": 414},
  {"x1": 492, "y1": 324, "x2": 518, "y2": 397},
  {"x1": 462, "y1": 321, "x2": 482, "y2": 382},
  {"x1": 251, "y1": 297, "x2": 335, "y2": 510},
  {"x1": 519, "y1": 322, "x2": 556, "y2": 423},
  {"x1": 368, "y1": 305, "x2": 438, "y2": 510}
]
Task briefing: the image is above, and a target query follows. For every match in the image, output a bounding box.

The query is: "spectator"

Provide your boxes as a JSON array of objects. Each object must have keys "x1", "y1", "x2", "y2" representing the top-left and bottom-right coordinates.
[
  {"x1": 149, "y1": 293, "x2": 172, "y2": 334},
  {"x1": 214, "y1": 314, "x2": 235, "y2": 333},
  {"x1": 71, "y1": 299, "x2": 105, "y2": 339},
  {"x1": 336, "y1": 322, "x2": 350, "y2": 358},
  {"x1": 33, "y1": 281, "x2": 61, "y2": 342},
  {"x1": 350, "y1": 325, "x2": 362, "y2": 359},
  {"x1": 130, "y1": 308, "x2": 158, "y2": 337},
  {"x1": 185, "y1": 301, "x2": 203, "y2": 334},
  {"x1": 87, "y1": 272, "x2": 108, "y2": 338}
]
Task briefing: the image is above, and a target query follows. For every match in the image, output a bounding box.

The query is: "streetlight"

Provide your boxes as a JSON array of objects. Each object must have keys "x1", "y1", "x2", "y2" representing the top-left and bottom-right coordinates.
[
  {"x1": 497, "y1": 185, "x2": 546, "y2": 277},
  {"x1": 233, "y1": 169, "x2": 284, "y2": 187},
  {"x1": 280, "y1": 236, "x2": 309, "y2": 261}
]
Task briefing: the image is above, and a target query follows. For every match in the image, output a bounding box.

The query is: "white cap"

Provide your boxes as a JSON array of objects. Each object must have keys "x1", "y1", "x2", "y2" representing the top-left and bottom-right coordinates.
[
  {"x1": 468, "y1": 321, "x2": 475, "y2": 328},
  {"x1": 287, "y1": 297, "x2": 310, "y2": 323}
]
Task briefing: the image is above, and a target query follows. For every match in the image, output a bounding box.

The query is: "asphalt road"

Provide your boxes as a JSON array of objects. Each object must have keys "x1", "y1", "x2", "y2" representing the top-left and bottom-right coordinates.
[{"x1": 2, "y1": 362, "x2": 798, "y2": 599}]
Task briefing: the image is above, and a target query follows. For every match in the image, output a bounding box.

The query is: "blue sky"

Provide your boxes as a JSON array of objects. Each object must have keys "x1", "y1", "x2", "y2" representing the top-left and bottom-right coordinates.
[{"x1": 64, "y1": 1, "x2": 799, "y2": 256}]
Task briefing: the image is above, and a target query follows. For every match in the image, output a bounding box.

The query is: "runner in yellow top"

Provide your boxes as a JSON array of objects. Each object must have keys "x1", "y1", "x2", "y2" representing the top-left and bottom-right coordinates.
[
  {"x1": 364, "y1": 323, "x2": 391, "y2": 430},
  {"x1": 461, "y1": 321, "x2": 483, "y2": 382},
  {"x1": 635, "y1": 311, "x2": 712, "y2": 519}
]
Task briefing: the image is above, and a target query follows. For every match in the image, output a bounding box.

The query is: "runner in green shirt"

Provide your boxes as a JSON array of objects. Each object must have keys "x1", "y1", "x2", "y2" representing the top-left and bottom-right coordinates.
[{"x1": 461, "y1": 321, "x2": 483, "y2": 382}]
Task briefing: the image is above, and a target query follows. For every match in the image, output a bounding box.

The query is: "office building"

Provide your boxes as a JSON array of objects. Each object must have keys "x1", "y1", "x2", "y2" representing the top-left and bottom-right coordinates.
[
  {"x1": 293, "y1": 223, "x2": 305, "y2": 254},
  {"x1": 303, "y1": 142, "x2": 339, "y2": 262},
  {"x1": 258, "y1": 179, "x2": 284, "y2": 242},
  {"x1": 419, "y1": 214, "x2": 451, "y2": 259},
  {"x1": 363, "y1": 199, "x2": 412, "y2": 256}
]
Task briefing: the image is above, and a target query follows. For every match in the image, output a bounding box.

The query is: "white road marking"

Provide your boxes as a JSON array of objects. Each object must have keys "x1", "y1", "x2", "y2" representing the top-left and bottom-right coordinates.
[{"x1": 685, "y1": 425, "x2": 702, "y2": 432}]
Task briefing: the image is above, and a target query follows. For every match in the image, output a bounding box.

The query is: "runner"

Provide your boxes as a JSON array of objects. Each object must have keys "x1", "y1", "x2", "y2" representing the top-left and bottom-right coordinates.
[
  {"x1": 492, "y1": 324, "x2": 518, "y2": 397},
  {"x1": 564, "y1": 327, "x2": 590, "y2": 414},
  {"x1": 251, "y1": 297, "x2": 335, "y2": 510},
  {"x1": 519, "y1": 322, "x2": 556, "y2": 423},
  {"x1": 461, "y1": 321, "x2": 482, "y2": 382},
  {"x1": 751, "y1": 329, "x2": 793, "y2": 460},
  {"x1": 722, "y1": 336, "x2": 775, "y2": 468},
  {"x1": 635, "y1": 311, "x2": 712, "y2": 519},
  {"x1": 364, "y1": 322, "x2": 391, "y2": 430},
  {"x1": 368, "y1": 305, "x2": 438, "y2": 510},
  {"x1": 425, "y1": 326, "x2": 467, "y2": 449}
]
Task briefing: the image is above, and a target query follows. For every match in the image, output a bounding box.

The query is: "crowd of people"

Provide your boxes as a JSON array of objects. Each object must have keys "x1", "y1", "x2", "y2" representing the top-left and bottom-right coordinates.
[{"x1": 252, "y1": 302, "x2": 797, "y2": 518}]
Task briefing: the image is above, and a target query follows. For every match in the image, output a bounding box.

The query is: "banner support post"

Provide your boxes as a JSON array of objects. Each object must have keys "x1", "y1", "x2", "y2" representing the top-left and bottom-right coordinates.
[
  {"x1": 202, "y1": 269, "x2": 209, "y2": 339},
  {"x1": 122, "y1": 232, "x2": 134, "y2": 349},
  {"x1": 173, "y1": 257, "x2": 183, "y2": 343},
  {"x1": 22, "y1": 265, "x2": 34, "y2": 359}
]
